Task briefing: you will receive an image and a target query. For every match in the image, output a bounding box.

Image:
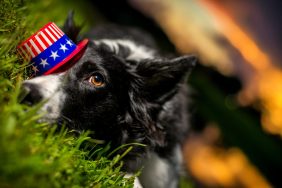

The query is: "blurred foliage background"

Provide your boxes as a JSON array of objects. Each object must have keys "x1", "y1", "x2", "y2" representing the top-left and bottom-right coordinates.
[{"x1": 1, "y1": 0, "x2": 282, "y2": 187}]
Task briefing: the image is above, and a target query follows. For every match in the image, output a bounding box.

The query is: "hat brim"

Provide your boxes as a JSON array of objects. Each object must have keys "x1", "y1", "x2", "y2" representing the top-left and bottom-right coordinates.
[{"x1": 43, "y1": 39, "x2": 89, "y2": 75}]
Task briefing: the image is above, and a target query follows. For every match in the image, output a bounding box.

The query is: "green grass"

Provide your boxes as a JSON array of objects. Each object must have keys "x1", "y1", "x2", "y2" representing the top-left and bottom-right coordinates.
[{"x1": 0, "y1": 0, "x2": 135, "y2": 187}]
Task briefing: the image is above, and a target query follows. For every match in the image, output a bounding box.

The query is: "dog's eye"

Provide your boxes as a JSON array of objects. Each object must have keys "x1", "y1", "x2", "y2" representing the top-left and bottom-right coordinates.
[{"x1": 88, "y1": 73, "x2": 105, "y2": 87}]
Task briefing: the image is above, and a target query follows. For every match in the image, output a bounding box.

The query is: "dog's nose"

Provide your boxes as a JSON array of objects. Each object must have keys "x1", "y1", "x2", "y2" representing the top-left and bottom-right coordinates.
[{"x1": 20, "y1": 82, "x2": 43, "y2": 105}]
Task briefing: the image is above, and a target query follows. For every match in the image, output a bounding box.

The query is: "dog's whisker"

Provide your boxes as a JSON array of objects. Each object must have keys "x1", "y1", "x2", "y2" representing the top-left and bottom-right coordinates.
[{"x1": 60, "y1": 114, "x2": 73, "y2": 123}]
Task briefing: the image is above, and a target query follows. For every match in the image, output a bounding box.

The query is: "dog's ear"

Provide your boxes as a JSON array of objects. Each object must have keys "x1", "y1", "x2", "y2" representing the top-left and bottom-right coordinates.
[
  {"x1": 63, "y1": 11, "x2": 81, "y2": 43},
  {"x1": 135, "y1": 55, "x2": 196, "y2": 103}
]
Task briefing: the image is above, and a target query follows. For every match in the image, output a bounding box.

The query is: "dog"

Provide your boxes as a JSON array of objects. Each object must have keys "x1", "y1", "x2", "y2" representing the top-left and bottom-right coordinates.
[{"x1": 21, "y1": 13, "x2": 196, "y2": 188}]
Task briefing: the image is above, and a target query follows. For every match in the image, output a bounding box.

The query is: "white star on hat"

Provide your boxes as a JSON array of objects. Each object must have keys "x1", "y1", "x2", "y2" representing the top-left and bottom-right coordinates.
[
  {"x1": 39, "y1": 58, "x2": 49, "y2": 68},
  {"x1": 66, "y1": 39, "x2": 73, "y2": 47},
  {"x1": 32, "y1": 65, "x2": 39, "y2": 73},
  {"x1": 50, "y1": 50, "x2": 60, "y2": 61},
  {"x1": 60, "y1": 43, "x2": 68, "y2": 53}
]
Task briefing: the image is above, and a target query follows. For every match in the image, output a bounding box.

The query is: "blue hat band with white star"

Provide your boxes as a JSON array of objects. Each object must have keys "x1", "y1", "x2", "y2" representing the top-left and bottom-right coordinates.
[
  {"x1": 32, "y1": 34, "x2": 76, "y2": 75},
  {"x1": 17, "y1": 22, "x2": 88, "y2": 76}
]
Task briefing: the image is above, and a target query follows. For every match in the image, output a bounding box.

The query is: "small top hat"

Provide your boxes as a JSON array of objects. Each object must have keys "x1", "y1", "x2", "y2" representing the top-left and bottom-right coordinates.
[{"x1": 17, "y1": 22, "x2": 88, "y2": 77}]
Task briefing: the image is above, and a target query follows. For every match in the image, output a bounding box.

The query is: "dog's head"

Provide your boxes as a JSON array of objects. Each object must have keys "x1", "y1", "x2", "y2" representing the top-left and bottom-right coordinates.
[{"x1": 21, "y1": 14, "x2": 196, "y2": 149}]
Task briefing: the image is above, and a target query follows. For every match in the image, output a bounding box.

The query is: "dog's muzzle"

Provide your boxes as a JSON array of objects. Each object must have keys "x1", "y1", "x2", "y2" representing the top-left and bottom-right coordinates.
[
  {"x1": 19, "y1": 74, "x2": 66, "y2": 123},
  {"x1": 20, "y1": 82, "x2": 43, "y2": 105}
]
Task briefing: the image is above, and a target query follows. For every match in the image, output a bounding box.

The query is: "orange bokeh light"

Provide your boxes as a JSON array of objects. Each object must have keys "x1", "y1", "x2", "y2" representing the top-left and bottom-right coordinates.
[
  {"x1": 184, "y1": 126, "x2": 271, "y2": 188},
  {"x1": 200, "y1": 0, "x2": 282, "y2": 135}
]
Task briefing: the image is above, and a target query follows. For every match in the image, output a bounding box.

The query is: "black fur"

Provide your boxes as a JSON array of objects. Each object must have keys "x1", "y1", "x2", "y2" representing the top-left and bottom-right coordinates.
[{"x1": 22, "y1": 12, "x2": 197, "y2": 188}]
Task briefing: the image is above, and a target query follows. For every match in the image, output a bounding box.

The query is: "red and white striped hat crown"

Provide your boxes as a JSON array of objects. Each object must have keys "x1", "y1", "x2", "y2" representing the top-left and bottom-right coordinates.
[{"x1": 17, "y1": 22, "x2": 88, "y2": 76}]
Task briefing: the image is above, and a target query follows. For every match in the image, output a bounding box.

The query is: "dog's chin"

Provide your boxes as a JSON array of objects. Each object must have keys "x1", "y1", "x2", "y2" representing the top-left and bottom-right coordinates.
[
  {"x1": 37, "y1": 115, "x2": 60, "y2": 126},
  {"x1": 37, "y1": 114, "x2": 82, "y2": 134}
]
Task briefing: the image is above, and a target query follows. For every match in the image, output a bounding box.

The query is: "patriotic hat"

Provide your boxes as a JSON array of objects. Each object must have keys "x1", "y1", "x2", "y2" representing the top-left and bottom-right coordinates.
[{"x1": 17, "y1": 22, "x2": 88, "y2": 76}]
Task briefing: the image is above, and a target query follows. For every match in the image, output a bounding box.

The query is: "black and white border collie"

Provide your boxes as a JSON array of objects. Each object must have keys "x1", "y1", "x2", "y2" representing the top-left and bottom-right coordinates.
[{"x1": 21, "y1": 13, "x2": 196, "y2": 188}]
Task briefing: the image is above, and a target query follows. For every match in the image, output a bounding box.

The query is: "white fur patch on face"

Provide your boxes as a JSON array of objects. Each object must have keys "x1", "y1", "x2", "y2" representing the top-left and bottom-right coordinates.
[
  {"x1": 94, "y1": 39, "x2": 156, "y2": 61},
  {"x1": 23, "y1": 73, "x2": 66, "y2": 122}
]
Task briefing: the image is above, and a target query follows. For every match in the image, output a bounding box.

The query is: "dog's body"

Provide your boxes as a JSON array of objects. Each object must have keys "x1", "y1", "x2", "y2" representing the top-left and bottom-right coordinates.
[{"x1": 22, "y1": 14, "x2": 196, "y2": 188}]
